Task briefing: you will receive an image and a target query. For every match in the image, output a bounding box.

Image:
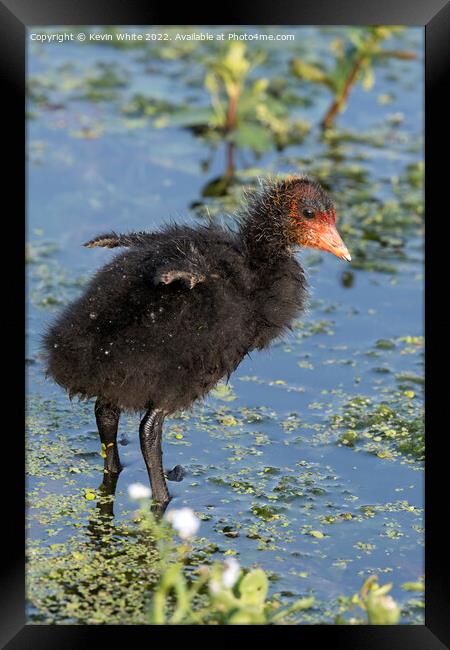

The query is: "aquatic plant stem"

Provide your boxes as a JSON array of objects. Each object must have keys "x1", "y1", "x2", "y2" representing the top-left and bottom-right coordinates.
[
  {"x1": 321, "y1": 53, "x2": 366, "y2": 130},
  {"x1": 225, "y1": 88, "x2": 240, "y2": 132}
]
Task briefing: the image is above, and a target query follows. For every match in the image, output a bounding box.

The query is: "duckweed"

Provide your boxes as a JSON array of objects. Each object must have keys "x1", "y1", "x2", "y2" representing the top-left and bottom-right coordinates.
[{"x1": 27, "y1": 26, "x2": 424, "y2": 624}]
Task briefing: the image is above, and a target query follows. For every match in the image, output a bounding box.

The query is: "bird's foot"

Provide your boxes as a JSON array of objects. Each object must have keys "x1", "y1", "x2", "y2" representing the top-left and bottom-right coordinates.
[{"x1": 165, "y1": 465, "x2": 185, "y2": 482}]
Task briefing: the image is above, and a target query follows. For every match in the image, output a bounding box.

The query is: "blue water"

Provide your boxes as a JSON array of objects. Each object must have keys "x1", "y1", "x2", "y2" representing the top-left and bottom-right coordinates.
[{"x1": 26, "y1": 26, "x2": 424, "y2": 623}]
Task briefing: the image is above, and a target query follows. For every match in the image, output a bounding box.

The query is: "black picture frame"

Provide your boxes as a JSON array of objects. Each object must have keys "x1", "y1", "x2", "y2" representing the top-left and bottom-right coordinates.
[{"x1": 3, "y1": 0, "x2": 449, "y2": 646}]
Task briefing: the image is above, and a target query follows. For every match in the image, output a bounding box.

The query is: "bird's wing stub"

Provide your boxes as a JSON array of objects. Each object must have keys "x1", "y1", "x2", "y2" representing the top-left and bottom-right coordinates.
[
  {"x1": 153, "y1": 242, "x2": 215, "y2": 289},
  {"x1": 83, "y1": 232, "x2": 150, "y2": 249}
]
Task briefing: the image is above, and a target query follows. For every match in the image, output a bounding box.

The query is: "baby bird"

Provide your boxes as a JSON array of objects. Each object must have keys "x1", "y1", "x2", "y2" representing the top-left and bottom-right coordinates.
[{"x1": 43, "y1": 176, "x2": 350, "y2": 510}]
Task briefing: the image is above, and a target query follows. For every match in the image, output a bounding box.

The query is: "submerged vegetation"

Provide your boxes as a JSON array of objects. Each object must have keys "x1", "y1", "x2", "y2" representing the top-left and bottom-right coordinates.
[
  {"x1": 28, "y1": 484, "x2": 423, "y2": 625},
  {"x1": 291, "y1": 27, "x2": 416, "y2": 130},
  {"x1": 26, "y1": 26, "x2": 423, "y2": 625},
  {"x1": 334, "y1": 393, "x2": 424, "y2": 462}
]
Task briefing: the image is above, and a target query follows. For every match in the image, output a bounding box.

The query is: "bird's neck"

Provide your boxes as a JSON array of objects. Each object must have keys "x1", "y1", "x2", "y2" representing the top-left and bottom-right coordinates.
[{"x1": 238, "y1": 189, "x2": 294, "y2": 264}]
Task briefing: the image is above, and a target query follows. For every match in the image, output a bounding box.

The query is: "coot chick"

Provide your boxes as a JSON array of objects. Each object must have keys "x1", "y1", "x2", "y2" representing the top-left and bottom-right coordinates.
[{"x1": 43, "y1": 176, "x2": 350, "y2": 509}]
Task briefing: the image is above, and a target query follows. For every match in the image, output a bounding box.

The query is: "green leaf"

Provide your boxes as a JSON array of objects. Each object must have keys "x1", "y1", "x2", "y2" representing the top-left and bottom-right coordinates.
[
  {"x1": 290, "y1": 58, "x2": 329, "y2": 85},
  {"x1": 231, "y1": 124, "x2": 273, "y2": 152},
  {"x1": 205, "y1": 71, "x2": 220, "y2": 95},
  {"x1": 228, "y1": 607, "x2": 265, "y2": 624},
  {"x1": 201, "y1": 176, "x2": 233, "y2": 198},
  {"x1": 401, "y1": 581, "x2": 424, "y2": 592},
  {"x1": 365, "y1": 593, "x2": 401, "y2": 625},
  {"x1": 210, "y1": 383, "x2": 237, "y2": 402},
  {"x1": 163, "y1": 107, "x2": 214, "y2": 128},
  {"x1": 289, "y1": 596, "x2": 315, "y2": 611},
  {"x1": 362, "y1": 67, "x2": 375, "y2": 90},
  {"x1": 270, "y1": 596, "x2": 315, "y2": 622},
  {"x1": 238, "y1": 569, "x2": 269, "y2": 607},
  {"x1": 252, "y1": 78, "x2": 269, "y2": 95}
]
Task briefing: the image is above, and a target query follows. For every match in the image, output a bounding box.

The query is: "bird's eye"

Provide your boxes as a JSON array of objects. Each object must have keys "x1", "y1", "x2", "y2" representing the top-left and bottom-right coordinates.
[{"x1": 302, "y1": 208, "x2": 315, "y2": 219}]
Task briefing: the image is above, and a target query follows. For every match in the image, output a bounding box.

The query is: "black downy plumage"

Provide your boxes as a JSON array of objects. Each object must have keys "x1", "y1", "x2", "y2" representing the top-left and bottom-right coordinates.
[{"x1": 43, "y1": 176, "x2": 350, "y2": 509}]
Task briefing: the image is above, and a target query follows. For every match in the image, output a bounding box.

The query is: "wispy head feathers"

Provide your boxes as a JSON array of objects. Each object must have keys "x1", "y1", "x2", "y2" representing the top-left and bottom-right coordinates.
[{"x1": 237, "y1": 174, "x2": 334, "y2": 256}]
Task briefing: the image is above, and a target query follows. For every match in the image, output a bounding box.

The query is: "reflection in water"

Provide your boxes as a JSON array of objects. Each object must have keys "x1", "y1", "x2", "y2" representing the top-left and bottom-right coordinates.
[
  {"x1": 86, "y1": 470, "x2": 120, "y2": 542},
  {"x1": 88, "y1": 460, "x2": 185, "y2": 539},
  {"x1": 225, "y1": 141, "x2": 235, "y2": 180},
  {"x1": 200, "y1": 142, "x2": 237, "y2": 198}
]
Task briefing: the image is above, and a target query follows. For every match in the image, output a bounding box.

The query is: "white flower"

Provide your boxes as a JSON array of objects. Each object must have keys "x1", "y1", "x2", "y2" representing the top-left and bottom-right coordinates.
[
  {"x1": 222, "y1": 558, "x2": 241, "y2": 588},
  {"x1": 128, "y1": 482, "x2": 152, "y2": 500},
  {"x1": 166, "y1": 507, "x2": 200, "y2": 540},
  {"x1": 209, "y1": 579, "x2": 221, "y2": 595},
  {"x1": 378, "y1": 595, "x2": 398, "y2": 611}
]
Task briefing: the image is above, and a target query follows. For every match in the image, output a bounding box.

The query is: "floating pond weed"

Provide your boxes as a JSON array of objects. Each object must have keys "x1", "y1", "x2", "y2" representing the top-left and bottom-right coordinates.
[{"x1": 27, "y1": 26, "x2": 423, "y2": 624}]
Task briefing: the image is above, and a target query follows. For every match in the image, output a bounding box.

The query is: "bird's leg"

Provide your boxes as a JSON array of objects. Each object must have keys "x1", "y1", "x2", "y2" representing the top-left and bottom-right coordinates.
[
  {"x1": 139, "y1": 408, "x2": 171, "y2": 513},
  {"x1": 94, "y1": 398, "x2": 122, "y2": 474}
]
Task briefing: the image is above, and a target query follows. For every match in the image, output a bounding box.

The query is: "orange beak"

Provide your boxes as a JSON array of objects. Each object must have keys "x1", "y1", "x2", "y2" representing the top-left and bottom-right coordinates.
[{"x1": 312, "y1": 222, "x2": 351, "y2": 261}]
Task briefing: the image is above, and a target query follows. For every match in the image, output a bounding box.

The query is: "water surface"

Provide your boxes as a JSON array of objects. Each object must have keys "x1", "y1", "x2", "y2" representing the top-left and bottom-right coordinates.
[{"x1": 26, "y1": 26, "x2": 424, "y2": 624}]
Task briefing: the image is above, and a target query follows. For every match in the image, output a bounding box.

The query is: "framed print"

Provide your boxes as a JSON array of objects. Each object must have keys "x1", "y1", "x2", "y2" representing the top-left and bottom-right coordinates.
[{"x1": 1, "y1": 0, "x2": 449, "y2": 646}]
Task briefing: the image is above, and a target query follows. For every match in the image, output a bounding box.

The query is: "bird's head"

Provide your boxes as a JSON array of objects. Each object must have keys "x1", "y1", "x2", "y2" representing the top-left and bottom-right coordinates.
[
  {"x1": 240, "y1": 175, "x2": 351, "y2": 262},
  {"x1": 282, "y1": 176, "x2": 351, "y2": 261}
]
